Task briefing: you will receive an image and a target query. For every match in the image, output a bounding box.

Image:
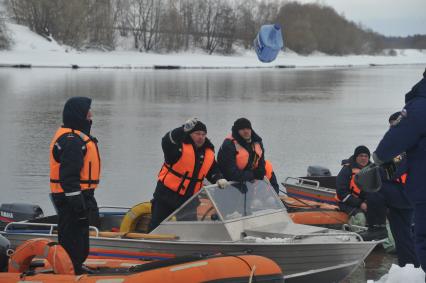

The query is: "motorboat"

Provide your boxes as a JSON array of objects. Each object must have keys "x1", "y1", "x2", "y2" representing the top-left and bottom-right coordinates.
[{"x1": 1, "y1": 180, "x2": 378, "y2": 283}]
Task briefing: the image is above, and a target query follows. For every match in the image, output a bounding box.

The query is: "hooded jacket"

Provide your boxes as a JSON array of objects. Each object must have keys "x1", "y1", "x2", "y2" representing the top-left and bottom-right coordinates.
[
  {"x1": 375, "y1": 71, "x2": 426, "y2": 202},
  {"x1": 51, "y1": 97, "x2": 97, "y2": 195}
]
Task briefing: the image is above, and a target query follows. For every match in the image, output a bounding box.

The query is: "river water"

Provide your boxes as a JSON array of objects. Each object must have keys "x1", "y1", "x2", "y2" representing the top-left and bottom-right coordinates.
[{"x1": 0, "y1": 65, "x2": 424, "y2": 281}]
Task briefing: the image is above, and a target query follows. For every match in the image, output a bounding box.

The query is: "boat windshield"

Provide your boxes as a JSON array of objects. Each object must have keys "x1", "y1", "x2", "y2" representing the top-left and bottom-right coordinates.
[{"x1": 166, "y1": 180, "x2": 285, "y2": 222}]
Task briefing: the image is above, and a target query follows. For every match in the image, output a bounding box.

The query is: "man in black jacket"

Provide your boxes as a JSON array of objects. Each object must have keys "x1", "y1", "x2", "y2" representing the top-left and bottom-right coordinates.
[
  {"x1": 149, "y1": 118, "x2": 227, "y2": 232},
  {"x1": 217, "y1": 118, "x2": 279, "y2": 193},
  {"x1": 49, "y1": 97, "x2": 101, "y2": 274},
  {"x1": 335, "y1": 145, "x2": 387, "y2": 241}
]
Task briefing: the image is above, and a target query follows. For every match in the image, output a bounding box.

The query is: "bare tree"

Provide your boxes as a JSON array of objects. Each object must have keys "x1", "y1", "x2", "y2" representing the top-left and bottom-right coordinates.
[
  {"x1": 122, "y1": 0, "x2": 162, "y2": 51},
  {"x1": 235, "y1": 0, "x2": 256, "y2": 49},
  {"x1": 160, "y1": 0, "x2": 184, "y2": 52},
  {"x1": 0, "y1": 14, "x2": 11, "y2": 50},
  {"x1": 87, "y1": 0, "x2": 115, "y2": 50}
]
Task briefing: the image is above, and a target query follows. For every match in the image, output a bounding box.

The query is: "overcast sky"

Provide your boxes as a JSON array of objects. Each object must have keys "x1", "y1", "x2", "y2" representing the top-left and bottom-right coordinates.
[{"x1": 296, "y1": 0, "x2": 426, "y2": 37}]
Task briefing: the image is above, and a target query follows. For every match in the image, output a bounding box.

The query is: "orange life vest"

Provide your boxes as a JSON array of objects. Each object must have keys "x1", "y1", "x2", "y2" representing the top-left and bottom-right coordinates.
[
  {"x1": 158, "y1": 143, "x2": 215, "y2": 196},
  {"x1": 50, "y1": 127, "x2": 101, "y2": 194},
  {"x1": 265, "y1": 159, "x2": 273, "y2": 180},
  {"x1": 335, "y1": 167, "x2": 361, "y2": 202},
  {"x1": 226, "y1": 135, "x2": 263, "y2": 170},
  {"x1": 397, "y1": 173, "x2": 407, "y2": 184}
]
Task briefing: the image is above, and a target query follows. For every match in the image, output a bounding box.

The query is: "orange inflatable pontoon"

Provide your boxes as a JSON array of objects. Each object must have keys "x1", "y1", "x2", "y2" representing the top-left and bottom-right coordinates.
[
  {"x1": 0, "y1": 238, "x2": 284, "y2": 283},
  {"x1": 282, "y1": 196, "x2": 348, "y2": 228}
]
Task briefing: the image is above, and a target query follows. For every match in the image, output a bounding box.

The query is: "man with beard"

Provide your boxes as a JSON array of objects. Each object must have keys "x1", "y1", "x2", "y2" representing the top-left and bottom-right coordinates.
[{"x1": 149, "y1": 118, "x2": 227, "y2": 232}]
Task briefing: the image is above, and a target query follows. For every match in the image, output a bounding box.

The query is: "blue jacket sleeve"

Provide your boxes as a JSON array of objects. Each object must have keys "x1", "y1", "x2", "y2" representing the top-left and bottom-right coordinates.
[{"x1": 375, "y1": 99, "x2": 426, "y2": 162}]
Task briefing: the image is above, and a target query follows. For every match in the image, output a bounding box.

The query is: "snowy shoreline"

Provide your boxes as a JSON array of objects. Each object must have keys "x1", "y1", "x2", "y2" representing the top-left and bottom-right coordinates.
[
  {"x1": 0, "y1": 62, "x2": 424, "y2": 70},
  {"x1": 1, "y1": 23, "x2": 426, "y2": 70}
]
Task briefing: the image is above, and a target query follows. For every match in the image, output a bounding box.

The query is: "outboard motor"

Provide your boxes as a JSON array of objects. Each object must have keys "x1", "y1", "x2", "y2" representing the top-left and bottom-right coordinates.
[
  {"x1": 307, "y1": 166, "x2": 331, "y2": 177},
  {"x1": 0, "y1": 234, "x2": 10, "y2": 272},
  {"x1": 0, "y1": 203, "x2": 44, "y2": 229}
]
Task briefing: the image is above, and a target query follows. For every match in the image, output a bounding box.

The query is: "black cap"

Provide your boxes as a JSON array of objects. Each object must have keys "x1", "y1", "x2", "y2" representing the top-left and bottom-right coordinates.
[
  {"x1": 232, "y1": 118, "x2": 252, "y2": 131},
  {"x1": 388, "y1": 111, "x2": 401, "y2": 123},
  {"x1": 354, "y1": 145, "x2": 370, "y2": 158},
  {"x1": 189, "y1": 121, "x2": 207, "y2": 134}
]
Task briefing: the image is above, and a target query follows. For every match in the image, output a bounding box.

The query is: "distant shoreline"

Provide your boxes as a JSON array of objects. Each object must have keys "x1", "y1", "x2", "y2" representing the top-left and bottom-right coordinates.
[
  {"x1": 0, "y1": 48, "x2": 425, "y2": 71},
  {"x1": 0, "y1": 61, "x2": 424, "y2": 70}
]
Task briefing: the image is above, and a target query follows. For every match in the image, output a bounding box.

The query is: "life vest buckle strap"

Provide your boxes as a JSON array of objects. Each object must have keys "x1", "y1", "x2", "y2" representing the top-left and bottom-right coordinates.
[
  {"x1": 80, "y1": 180, "x2": 99, "y2": 184},
  {"x1": 50, "y1": 179, "x2": 99, "y2": 185},
  {"x1": 177, "y1": 172, "x2": 189, "y2": 195},
  {"x1": 164, "y1": 164, "x2": 203, "y2": 182}
]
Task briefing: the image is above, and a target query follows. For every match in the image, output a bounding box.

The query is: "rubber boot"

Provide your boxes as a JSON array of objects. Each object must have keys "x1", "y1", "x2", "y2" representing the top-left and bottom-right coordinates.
[{"x1": 358, "y1": 225, "x2": 388, "y2": 241}]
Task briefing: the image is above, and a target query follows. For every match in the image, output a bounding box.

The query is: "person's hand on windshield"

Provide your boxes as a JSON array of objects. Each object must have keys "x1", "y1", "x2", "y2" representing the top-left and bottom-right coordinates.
[{"x1": 216, "y1": 179, "x2": 229, "y2": 189}]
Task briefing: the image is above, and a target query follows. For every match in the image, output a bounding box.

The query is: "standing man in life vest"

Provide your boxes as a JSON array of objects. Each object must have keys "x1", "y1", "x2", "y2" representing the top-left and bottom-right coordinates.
[
  {"x1": 49, "y1": 97, "x2": 101, "y2": 274},
  {"x1": 217, "y1": 118, "x2": 279, "y2": 193},
  {"x1": 335, "y1": 145, "x2": 388, "y2": 241},
  {"x1": 148, "y1": 118, "x2": 227, "y2": 232},
  {"x1": 373, "y1": 69, "x2": 426, "y2": 271}
]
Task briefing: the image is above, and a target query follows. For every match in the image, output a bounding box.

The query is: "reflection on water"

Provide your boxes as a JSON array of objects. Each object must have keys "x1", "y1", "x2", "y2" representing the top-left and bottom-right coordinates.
[{"x1": 0, "y1": 65, "x2": 424, "y2": 281}]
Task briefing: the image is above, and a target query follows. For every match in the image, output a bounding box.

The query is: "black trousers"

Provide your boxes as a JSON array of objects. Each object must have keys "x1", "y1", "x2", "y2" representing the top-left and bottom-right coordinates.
[
  {"x1": 53, "y1": 196, "x2": 89, "y2": 273},
  {"x1": 338, "y1": 192, "x2": 387, "y2": 226},
  {"x1": 379, "y1": 181, "x2": 419, "y2": 267}
]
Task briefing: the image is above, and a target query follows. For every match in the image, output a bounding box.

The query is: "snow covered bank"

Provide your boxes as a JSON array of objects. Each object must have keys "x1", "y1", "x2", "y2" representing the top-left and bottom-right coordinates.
[
  {"x1": 368, "y1": 264, "x2": 425, "y2": 283},
  {"x1": 1, "y1": 23, "x2": 426, "y2": 69}
]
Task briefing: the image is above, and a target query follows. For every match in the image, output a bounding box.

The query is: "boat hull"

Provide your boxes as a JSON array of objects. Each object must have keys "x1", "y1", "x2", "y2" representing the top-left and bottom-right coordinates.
[{"x1": 1, "y1": 231, "x2": 376, "y2": 283}]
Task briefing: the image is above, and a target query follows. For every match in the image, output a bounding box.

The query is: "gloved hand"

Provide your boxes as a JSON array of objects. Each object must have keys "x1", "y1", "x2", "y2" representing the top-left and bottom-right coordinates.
[
  {"x1": 183, "y1": 117, "x2": 198, "y2": 132},
  {"x1": 253, "y1": 167, "x2": 266, "y2": 180},
  {"x1": 216, "y1": 179, "x2": 229, "y2": 189}
]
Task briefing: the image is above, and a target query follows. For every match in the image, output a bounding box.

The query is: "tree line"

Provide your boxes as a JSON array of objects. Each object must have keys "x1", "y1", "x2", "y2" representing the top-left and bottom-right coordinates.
[{"x1": 1, "y1": 0, "x2": 425, "y2": 54}]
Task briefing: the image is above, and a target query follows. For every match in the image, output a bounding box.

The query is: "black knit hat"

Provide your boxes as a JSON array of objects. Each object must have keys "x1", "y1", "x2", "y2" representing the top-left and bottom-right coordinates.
[
  {"x1": 189, "y1": 121, "x2": 207, "y2": 134},
  {"x1": 354, "y1": 145, "x2": 370, "y2": 158},
  {"x1": 232, "y1": 118, "x2": 252, "y2": 131},
  {"x1": 388, "y1": 111, "x2": 401, "y2": 123}
]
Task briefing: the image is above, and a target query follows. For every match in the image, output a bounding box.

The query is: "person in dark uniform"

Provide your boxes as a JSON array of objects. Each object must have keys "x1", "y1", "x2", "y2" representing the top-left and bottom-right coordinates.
[
  {"x1": 376, "y1": 112, "x2": 419, "y2": 267},
  {"x1": 335, "y1": 145, "x2": 388, "y2": 241},
  {"x1": 373, "y1": 69, "x2": 426, "y2": 271},
  {"x1": 217, "y1": 117, "x2": 280, "y2": 194},
  {"x1": 49, "y1": 97, "x2": 101, "y2": 274},
  {"x1": 148, "y1": 118, "x2": 227, "y2": 232}
]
